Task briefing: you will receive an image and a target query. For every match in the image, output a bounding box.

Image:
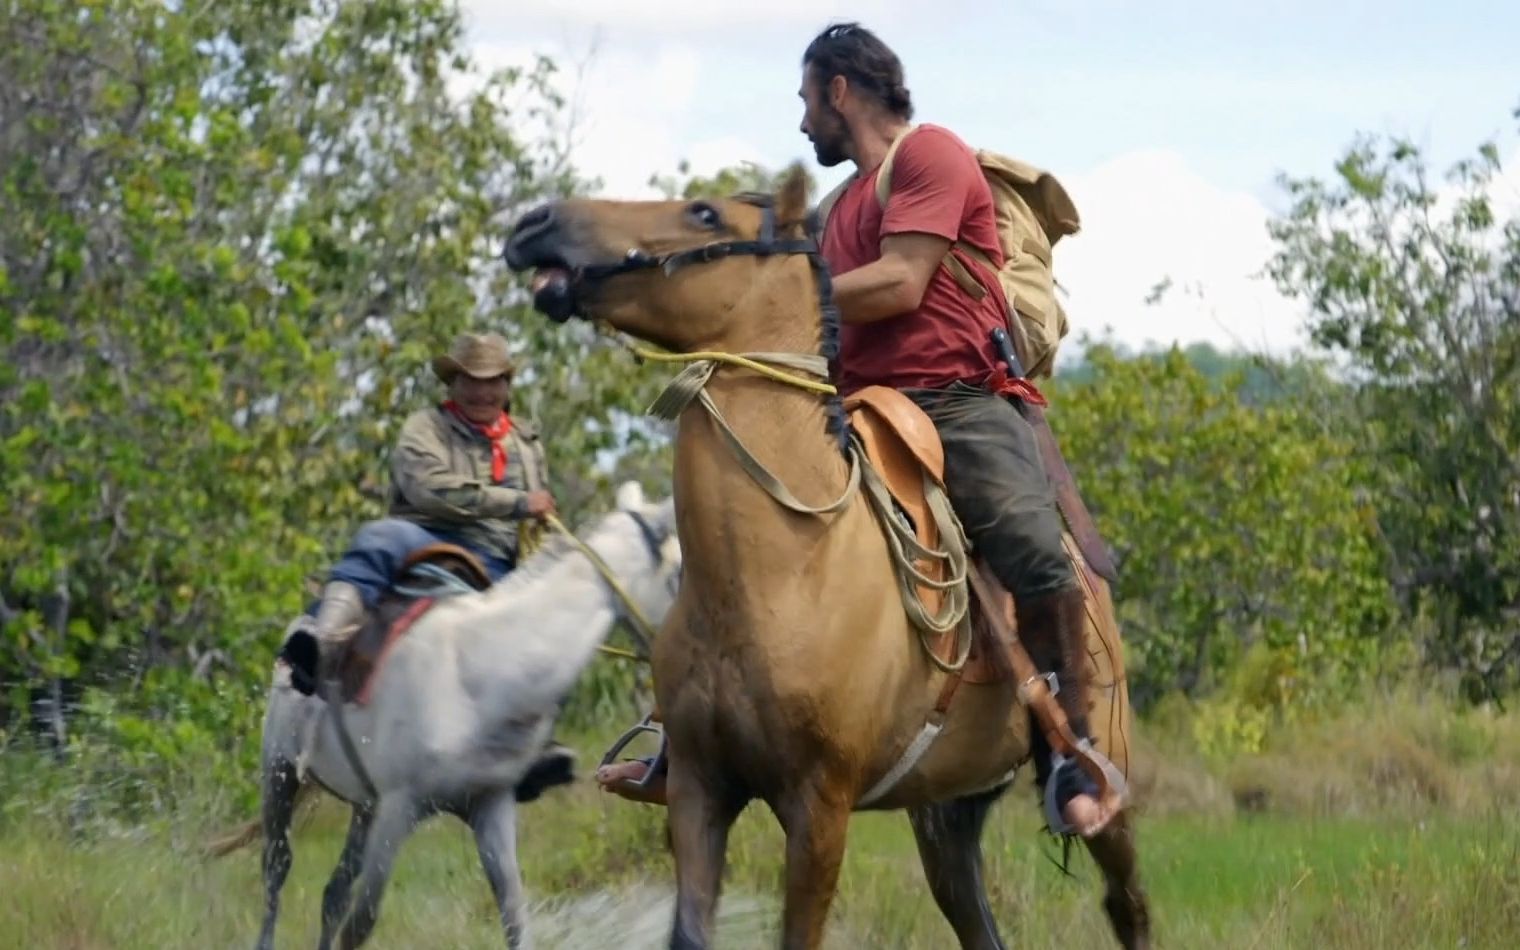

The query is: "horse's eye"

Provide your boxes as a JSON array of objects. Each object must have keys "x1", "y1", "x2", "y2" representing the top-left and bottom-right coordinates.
[{"x1": 685, "y1": 201, "x2": 722, "y2": 230}]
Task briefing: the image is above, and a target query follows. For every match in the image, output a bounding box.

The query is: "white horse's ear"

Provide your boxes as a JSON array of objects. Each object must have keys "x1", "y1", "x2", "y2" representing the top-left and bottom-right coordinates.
[{"x1": 614, "y1": 480, "x2": 645, "y2": 511}]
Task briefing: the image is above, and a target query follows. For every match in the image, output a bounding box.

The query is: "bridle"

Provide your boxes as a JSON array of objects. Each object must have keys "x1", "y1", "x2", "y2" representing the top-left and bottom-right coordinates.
[
  {"x1": 577, "y1": 197, "x2": 842, "y2": 331},
  {"x1": 542, "y1": 508, "x2": 677, "y2": 659},
  {"x1": 625, "y1": 508, "x2": 666, "y2": 565}
]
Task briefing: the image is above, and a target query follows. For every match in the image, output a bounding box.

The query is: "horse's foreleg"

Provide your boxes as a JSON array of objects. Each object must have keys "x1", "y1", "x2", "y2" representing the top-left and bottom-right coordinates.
[
  {"x1": 255, "y1": 757, "x2": 301, "y2": 950},
  {"x1": 908, "y1": 785, "x2": 1010, "y2": 950},
  {"x1": 1082, "y1": 809, "x2": 1151, "y2": 949},
  {"x1": 468, "y1": 790, "x2": 528, "y2": 949},
  {"x1": 775, "y1": 783, "x2": 852, "y2": 950},
  {"x1": 317, "y1": 804, "x2": 374, "y2": 950},
  {"x1": 667, "y1": 762, "x2": 743, "y2": 950},
  {"x1": 336, "y1": 793, "x2": 419, "y2": 950}
]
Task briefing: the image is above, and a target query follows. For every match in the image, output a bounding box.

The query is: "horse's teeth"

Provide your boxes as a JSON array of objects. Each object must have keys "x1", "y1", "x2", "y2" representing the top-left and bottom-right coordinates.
[{"x1": 531, "y1": 268, "x2": 569, "y2": 293}]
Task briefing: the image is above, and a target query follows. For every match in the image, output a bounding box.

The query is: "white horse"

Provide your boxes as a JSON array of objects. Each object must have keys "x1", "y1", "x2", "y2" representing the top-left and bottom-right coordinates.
[{"x1": 220, "y1": 482, "x2": 682, "y2": 950}]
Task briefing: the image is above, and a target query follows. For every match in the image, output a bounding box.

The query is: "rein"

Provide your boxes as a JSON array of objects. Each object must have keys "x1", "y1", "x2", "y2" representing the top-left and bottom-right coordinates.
[
  {"x1": 516, "y1": 510, "x2": 664, "y2": 663},
  {"x1": 587, "y1": 198, "x2": 863, "y2": 517}
]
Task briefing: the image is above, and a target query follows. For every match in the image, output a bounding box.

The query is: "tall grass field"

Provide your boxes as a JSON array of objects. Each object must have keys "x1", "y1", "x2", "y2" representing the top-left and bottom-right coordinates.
[{"x1": 4, "y1": 694, "x2": 1519, "y2": 948}]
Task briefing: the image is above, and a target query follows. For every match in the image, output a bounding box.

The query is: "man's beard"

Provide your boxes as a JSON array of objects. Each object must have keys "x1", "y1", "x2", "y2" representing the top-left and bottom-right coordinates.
[{"x1": 810, "y1": 106, "x2": 850, "y2": 167}]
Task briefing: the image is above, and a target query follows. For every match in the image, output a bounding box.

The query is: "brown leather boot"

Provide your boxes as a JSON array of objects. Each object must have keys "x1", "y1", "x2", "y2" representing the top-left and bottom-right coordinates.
[{"x1": 1016, "y1": 584, "x2": 1114, "y2": 836}]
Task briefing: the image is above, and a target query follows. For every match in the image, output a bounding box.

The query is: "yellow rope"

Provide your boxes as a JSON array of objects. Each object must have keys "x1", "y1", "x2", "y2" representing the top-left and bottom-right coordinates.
[
  {"x1": 594, "y1": 643, "x2": 645, "y2": 662},
  {"x1": 628, "y1": 346, "x2": 837, "y2": 394},
  {"x1": 600, "y1": 322, "x2": 973, "y2": 662},
  {"x1": 602, "y1": 325, "x2": 838, "y2": 395},
  {"x1": 517, "y1": 520, "x2": 544, "y2": 557}
]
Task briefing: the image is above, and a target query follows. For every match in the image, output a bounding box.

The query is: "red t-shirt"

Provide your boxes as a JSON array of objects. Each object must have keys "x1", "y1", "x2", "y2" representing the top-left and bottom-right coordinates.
[{"x1": 821, "y1": 124, "x2": 1010, "y2": 395}]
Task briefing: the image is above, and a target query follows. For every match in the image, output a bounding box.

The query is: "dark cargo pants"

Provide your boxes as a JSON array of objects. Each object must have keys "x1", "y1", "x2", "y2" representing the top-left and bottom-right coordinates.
[
  {"x1": 901, "y1": 381, "x2": 1076, "y2": 600},
  {"x1": 903, "y1": 380, "x2": 1094, "y2": 808}
]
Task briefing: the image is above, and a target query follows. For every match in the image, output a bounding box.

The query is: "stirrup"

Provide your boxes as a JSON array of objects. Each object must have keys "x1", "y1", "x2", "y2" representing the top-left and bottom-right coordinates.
[
  {"x1": 1042, "y1": 738, "x2": 1130, "y2": 837},
  {"x1": 598, "y1": 713, "x2": 666, "y2": 789}
]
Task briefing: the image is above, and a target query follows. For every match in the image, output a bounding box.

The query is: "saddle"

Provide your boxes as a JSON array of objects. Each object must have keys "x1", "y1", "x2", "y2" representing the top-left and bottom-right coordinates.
[
  {"x1": 335, "y1": 543, "x2": 493, "y2": 705},
  {"x1": 844, "y1": 387, "x2": 1134, "y2": 779}
]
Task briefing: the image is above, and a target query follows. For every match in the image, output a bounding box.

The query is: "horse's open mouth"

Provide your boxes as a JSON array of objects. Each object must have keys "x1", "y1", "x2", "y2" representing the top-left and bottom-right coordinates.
[
  {"x1": 504, "y1": 204, "x2": 608, "y2": 322},
  {"x1": 527, "y1": 265, "x2": 579, "y2": 322}
]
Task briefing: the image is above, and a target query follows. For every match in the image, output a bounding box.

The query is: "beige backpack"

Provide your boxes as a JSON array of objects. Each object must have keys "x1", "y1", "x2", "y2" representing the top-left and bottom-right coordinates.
[{"x1": 815, "y1": 125, "x2": 1080, "y2": 378}]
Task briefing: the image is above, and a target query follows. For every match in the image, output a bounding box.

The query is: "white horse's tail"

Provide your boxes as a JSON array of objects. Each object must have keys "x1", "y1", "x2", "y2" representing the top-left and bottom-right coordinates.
[
  {"x1": 202, "y1": 779, "x2": 318, "y2": 858},
  {"x1": 203, "y1": 817, "x2": 261, "y2": 858}
]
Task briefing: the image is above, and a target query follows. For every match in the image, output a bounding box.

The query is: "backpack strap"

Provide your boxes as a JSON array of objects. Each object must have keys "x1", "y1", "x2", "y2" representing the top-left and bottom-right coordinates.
[
  {"x1": 814, "y1": 175, "x2": 853, "y2": 232},
  {"x1": 816, "y1": 124, "x2": 919, "y2": 232},
  {"x1": 874, "y1": 126, "x2": 1038, "y2": 370},
  {"x1": 872, "y1": 124, "x2": 995, "y2": 303},
  {"x1": 872, "y1": 124, "x2": 920, "y2": 207}
]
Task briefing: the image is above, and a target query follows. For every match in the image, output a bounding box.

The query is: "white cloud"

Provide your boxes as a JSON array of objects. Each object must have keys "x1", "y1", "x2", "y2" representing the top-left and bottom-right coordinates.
[
  {"x1": 467, "y1": 36, "x2": 724, "y2": 197},
  {"x1": 454, "y1": 6, "x2": 1516, "y2": 362},
  {"x1": 1055, "y1": 149, "x2": 1309, "y2": 358}
]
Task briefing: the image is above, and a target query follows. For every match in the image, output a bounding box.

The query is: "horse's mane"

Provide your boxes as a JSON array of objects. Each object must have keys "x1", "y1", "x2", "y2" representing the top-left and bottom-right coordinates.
[{"x1": 734, "y1": 191, "x2": 851, "y2": 457}]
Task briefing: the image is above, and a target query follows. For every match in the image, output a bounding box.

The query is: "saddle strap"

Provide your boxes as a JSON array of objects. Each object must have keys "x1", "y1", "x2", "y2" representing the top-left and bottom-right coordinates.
[
  {"x1": 857, "y1": 657, "x2": 966, "y2": 807},
  {"x1": 965, "y1": 565, "x2": 1127, "y2": 817}
]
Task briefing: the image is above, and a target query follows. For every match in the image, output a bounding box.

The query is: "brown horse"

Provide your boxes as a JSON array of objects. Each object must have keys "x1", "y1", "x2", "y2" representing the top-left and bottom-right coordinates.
[{"x1": 504, "y1": 164, "x2": 1150, "y2": 950}]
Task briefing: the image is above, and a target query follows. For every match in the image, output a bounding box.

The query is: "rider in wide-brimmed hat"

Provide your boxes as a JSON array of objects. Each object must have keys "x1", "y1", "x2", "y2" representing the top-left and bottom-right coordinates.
[{"x1": 285, "y1": 331, "x2": 570, "y2": 796}]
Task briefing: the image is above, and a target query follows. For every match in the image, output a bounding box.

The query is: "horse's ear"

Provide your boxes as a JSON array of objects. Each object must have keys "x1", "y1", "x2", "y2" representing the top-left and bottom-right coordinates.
[
  {"x1": 614, "y1": 480, "x2": 646, "y2": 511},
  {"x1": 773, "y1": 162, "x2": 811, "y2": 231}
]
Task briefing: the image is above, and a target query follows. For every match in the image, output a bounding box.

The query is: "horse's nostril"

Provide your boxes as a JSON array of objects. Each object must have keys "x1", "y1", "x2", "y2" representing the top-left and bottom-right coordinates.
[
  {"x1": 505, "y1": 203, "x2": 560, "y2": 269},
  {"x1": 515, "y1": 204, "x2": 554, "y2": 236}
]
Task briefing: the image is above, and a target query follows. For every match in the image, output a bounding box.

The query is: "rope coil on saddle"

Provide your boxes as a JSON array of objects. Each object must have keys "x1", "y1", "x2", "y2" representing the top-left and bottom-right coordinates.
[{"x1": 606, "y1": 328, "x2": 975, "y2": 671}]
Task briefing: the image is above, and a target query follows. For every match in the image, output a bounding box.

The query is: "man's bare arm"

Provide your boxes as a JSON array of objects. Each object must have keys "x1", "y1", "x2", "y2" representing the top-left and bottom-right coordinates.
[{"x1": 831, "y1": 231, "x2": 950, "y2": 325}]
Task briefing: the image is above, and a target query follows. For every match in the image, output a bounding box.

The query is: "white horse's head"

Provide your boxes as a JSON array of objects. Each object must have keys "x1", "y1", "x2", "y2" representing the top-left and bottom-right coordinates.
[{"x1": 594, "y1": 480, "x2": 682, "y2": 632}]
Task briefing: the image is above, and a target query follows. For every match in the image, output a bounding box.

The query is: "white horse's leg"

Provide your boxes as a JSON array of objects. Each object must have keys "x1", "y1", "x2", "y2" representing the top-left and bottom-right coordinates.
[
  {"x1": 316, "y1": 804, "x2": 374, "y2": 950},
  {"x1": 468, "y1": 790, "x2": 528, "y2": 949},
  {"x1": 254, "y1": 756, "x2": 301, "y2": 950},
  {"x1": 336, "y1": 792, "x2": 418, "y2": 950}
]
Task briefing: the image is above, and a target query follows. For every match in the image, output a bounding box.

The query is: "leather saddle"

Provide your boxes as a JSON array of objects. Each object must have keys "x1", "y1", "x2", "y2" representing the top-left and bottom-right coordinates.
[
  {"x1": 279, "y1": 543, "x2": 494, "y2": 704},
  {"x1": 844, "y1": 388, "x2": 1126, "y2": 692},
  {"x1": 337, "y1": 542, "x2": 493, "y2": 704},
  {"x1": 845, "y1": 386, "x2": 1135, "y2": 779},
  {"x1": 844, "y1": 387, "x2": 1011, "y2": 685}
]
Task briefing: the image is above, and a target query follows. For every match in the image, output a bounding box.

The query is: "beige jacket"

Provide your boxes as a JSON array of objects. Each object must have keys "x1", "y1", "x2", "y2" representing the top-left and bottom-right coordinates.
[{"x1": 387, "y1": 405, "x2": 549, "y2": 564}]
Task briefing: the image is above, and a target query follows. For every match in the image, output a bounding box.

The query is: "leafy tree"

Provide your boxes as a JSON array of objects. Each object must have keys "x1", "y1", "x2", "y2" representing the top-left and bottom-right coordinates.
[
  {"x1": 647, "y1": 160, "x2": 808, "y2": 201},
  {"x1": 0, "y1": 0, "x2": 663, "y2": 763},
  {"x1": 1266, "y1": 114, "x2": 1520, "y2": 701},
  {"x1": 1048, "y1": 342, "x2": 1396, "y2": 709}
]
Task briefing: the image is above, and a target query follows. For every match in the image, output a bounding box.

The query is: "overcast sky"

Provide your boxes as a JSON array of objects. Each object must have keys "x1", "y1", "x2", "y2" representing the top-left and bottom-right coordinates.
[{"x1": 462, "y1": 1, "x2": 1519, "y2": 359}]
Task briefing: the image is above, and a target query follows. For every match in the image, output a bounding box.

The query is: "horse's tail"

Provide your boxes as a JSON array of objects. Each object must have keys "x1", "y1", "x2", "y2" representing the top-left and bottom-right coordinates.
[
  {"x1": 202, "y1": 779, "x2": 317, "y2": 859},
  {"x1": 204, "y1": 817, "x2": 262, "y2": 858}
]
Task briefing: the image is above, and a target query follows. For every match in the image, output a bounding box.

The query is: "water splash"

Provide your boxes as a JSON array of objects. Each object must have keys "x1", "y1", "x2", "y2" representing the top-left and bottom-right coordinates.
[{"x1": 522, "y1": 884, "x2": 777, "y2": 949}]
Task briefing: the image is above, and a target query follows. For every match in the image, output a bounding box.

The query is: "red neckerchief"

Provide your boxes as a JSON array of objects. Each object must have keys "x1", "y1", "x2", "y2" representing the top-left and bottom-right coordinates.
[{"x1": 443, "y1": 401, "x2": 512, "y2": 482}]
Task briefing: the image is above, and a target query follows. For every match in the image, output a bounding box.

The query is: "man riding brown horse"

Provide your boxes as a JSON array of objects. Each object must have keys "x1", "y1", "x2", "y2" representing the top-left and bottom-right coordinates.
[{"x1": 596, "y1": 22, "x2": 1117, "y2": 839}]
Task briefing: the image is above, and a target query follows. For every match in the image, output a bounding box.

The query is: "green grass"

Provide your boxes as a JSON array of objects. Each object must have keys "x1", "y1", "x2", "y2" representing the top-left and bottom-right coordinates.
[
  {"x1": 6, "y1": 692, "x2": 1520, "y2": 948},
  {"x1": 4, "y1": 765, "x2": 1519, "y2": 948}
]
